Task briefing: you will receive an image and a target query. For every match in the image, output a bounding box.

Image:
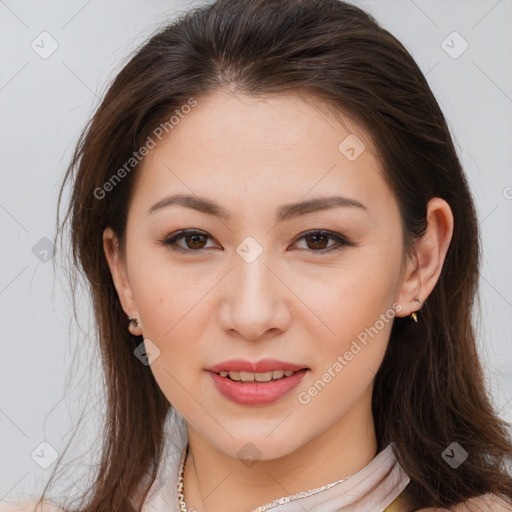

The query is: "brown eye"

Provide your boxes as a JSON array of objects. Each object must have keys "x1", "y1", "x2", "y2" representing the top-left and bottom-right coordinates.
[
  {"x1": 304, "y1": 232, "x2": 330, "y2": 250},
  {"x1": 183, "y1": 233, "x2": 208, "y2": 249},
  {"x1": 162, "y1": 230, "x2": 217, "y2": 252},
  {"x1": 293, "y1": 230, "x2": 351, "y2": 253}
]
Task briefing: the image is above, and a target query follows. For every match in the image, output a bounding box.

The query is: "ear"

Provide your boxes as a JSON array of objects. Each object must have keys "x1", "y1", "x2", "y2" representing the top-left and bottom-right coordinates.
[
  {"x1": 395, "y1": 197, "x2": 454, "y2": 317},
  {"x1": 103, "y1": 227, "x2": 143, "y2": 335}
]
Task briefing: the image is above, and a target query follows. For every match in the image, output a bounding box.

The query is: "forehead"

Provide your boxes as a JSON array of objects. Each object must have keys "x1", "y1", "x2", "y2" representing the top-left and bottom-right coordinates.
[
  {"x1": 133, "y1": 89, "x2": 393, "y2": 218},
  {"x1": 157, "y1": 89, "x2": 376, "y2": 153}
]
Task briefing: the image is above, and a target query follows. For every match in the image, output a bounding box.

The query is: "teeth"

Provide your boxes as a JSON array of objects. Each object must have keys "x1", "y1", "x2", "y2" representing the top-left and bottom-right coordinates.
[
  {"x1": 241, "y1": 371, "x2": 266, "y2": 382},
  {"x1": 218, "y1": 370, "x2": 297, "y2": 381}
]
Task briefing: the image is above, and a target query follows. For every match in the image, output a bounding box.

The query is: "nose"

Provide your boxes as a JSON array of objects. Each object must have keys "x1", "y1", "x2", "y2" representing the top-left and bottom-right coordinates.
[{"x1": 218, "y1": 249, "x2": 291, "y2": 341}]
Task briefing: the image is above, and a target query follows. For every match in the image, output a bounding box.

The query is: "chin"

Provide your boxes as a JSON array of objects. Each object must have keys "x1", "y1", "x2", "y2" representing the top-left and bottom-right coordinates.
[{"x1": 206, "y1": 428, "x2": 307, "y2": 462}]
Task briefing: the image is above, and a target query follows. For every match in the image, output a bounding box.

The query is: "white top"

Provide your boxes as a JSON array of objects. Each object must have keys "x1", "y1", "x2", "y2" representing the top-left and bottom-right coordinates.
[{"x1": 141, "y1": 409, "x2": 411, "y2": 512}]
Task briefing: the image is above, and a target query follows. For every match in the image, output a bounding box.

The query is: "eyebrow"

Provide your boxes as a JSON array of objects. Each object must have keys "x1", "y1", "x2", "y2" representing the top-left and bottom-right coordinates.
[{"x1": 147, "y1": 193, "x2": 367, "y2": 222}]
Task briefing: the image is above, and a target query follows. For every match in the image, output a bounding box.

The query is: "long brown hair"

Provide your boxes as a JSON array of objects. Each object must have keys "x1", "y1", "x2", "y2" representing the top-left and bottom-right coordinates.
[{"x1": 38, "y1": 0, "x2": 512, "y2": 510}]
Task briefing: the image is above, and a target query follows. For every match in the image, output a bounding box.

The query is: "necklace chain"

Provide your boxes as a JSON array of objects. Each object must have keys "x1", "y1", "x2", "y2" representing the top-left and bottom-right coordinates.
[
  {"x1": 177, "y1": 443, "x2": 189, "y2": 512},
  {"x1": 176, "y1": 443, "x2": 355, "y2": 512}
]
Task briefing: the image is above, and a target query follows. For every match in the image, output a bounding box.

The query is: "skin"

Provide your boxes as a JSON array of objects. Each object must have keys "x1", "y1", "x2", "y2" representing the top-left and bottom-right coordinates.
[{"x1": 103, "y1": 89, "x2": 454, "y2": 512}]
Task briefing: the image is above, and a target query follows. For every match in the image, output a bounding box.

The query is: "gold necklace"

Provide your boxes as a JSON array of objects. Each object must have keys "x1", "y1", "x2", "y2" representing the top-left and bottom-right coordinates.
[
  {"x1": 177, "y1": 443, "x2": 189, "y2": 512},
  {"x1": 176, "y1": 443, "x2": 355, "y2": 512}
]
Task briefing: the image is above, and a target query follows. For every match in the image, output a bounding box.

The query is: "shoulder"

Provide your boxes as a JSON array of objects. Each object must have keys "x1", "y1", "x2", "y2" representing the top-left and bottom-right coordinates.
[
  {"x1": 0, "y1": 502, "x2": 64, "y2": 512},
  {"x1": 417, "y1": 493, "x2": 512, "y2": 511}
]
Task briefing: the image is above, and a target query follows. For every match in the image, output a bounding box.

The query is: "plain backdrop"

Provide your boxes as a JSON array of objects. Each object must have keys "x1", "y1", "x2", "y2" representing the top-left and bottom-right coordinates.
[{"x1": 1, "y1": 0, "x2": 511, "y2": 503}]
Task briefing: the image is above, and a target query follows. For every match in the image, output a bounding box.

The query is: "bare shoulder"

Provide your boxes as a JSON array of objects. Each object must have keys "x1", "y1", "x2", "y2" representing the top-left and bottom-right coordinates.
[
  {"x1": 418, "y1": 493, "x2": 512, "y2": 511},
  {"x1": 0, "y1": 501, "x2": 64, "y2": 512}
]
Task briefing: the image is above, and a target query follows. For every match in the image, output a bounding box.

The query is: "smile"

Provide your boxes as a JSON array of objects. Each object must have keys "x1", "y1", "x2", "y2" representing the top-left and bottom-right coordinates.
[
  {"x1": 217, "y1": 370, "x2": 298, "y2": 381},
  {"x1": 209, "y1": 368, "x2": 309, "y2": 406}
]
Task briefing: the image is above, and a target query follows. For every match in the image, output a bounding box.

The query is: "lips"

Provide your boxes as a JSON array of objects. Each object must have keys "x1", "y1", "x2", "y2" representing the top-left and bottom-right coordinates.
[
  {"x1": 209, "y1": 368, "x2": 309, "y2": 406},
  {"x1": 205, "y1": 358, "x2": 309, "y2": 374}
]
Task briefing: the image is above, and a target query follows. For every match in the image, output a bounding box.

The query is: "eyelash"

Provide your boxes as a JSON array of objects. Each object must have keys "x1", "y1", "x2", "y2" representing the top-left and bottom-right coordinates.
[{"x1": 159, "y1": 229, "x2": 354, "y2": 254}]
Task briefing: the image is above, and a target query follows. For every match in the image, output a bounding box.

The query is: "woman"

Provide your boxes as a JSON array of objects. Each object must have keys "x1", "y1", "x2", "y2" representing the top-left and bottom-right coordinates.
[{"x1": 5, "y1": 0, "x2": 512, "y2": 511}]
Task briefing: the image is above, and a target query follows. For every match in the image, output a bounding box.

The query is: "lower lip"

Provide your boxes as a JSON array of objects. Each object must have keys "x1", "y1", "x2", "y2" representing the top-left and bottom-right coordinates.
[{"x1": 208, "y1": 369, "x2": 308, "y2": 406}]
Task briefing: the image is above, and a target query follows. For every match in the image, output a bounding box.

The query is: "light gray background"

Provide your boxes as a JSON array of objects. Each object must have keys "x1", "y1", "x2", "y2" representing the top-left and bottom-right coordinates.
[{"x1": 1, "y1": 0, "x2": 511, "y2": 503}]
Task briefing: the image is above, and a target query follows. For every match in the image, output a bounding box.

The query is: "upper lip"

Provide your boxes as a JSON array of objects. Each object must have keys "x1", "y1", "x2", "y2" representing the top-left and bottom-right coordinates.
[{"x1": 206, "y1": 359, "x2": 309, "y2": 374}]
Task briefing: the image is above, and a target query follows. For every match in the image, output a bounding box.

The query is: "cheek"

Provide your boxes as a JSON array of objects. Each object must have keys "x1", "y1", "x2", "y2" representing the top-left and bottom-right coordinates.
[
  {"x1": 128, "y1": 262, "x2": 217, "y2": 404},
  {"x1": 128, "y1": 240, "x2": 215, "y2": 339},
  {"x1": 134, "y1": 288, "x2": 205, "y2": 411},
  {"x1": 308, "y1": 250, "x2": 399, "y2": 344},
  {"x1": 297, "y1": 290, "x2": 394, "y2": 421},
  {"x1": 134, "y1": 272, "x2": 211, "y2": 359},
  {"x1": 301, "y1": 245, "x2": 400, "y2": 401}
]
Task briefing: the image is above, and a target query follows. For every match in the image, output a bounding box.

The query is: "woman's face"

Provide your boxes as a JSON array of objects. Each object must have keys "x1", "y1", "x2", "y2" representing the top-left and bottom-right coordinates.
[{"x1": 104, "y1": 90, "x2": 416, "y2": 460}]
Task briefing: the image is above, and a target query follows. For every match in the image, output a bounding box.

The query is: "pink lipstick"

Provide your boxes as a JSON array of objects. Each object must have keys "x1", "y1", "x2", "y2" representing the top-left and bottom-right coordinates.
[{"x1": 206, "y1": 359, "x2": 309, "y2": 406}]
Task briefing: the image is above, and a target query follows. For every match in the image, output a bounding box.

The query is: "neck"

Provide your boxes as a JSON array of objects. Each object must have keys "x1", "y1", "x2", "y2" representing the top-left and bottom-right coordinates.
[{"x1": 182, "y1": 387, "x2": 378, "y2": 512}]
